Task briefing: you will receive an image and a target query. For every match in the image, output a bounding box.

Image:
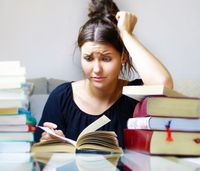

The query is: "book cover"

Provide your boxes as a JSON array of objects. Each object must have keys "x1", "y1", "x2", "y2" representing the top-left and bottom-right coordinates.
[
  {"x1": 0, "y1": 88, "x2": 25, "y2": 100},
  {"x1": 127, "y1": 117, "x2": 200, "y2": 131},
  {"x1": 0, "y1": 132, "x2": 34, "y2": 142},
  {"x1": 0, "y1": 99, "x2": 23, "y2": 108},
  {"x1": 0, "y1": 81, "x2": 24, "y2": 89},
  {"x1": 0, "y1": 114, "x2": 37, "y2": 126},
  {"x1": 0, "y1": 153, "x2": 33, "y2": 171},
  {"x1": 0, "y1": 61, "x2": 21, "y2": 68},
  {"x1": 0, "y1": 107, "x2": 19, "y2": 114},
  {"x1": 32, "y1": 115, "x2": 122, "y2": 154},
  {"x1": 0, "y1": 142, "x2": 31, "y2": 152},
  {"x1": 124, "y1": 129, "x2": 200, "y2": 156},
  {"x1": 0, "y1": 124, "x2": 36, "y2": 132},
  {"x1": 122, "y1": 85, "x2": 186, "y2": 101},
  {"x1": 0, "y1": 107, "x2": 31, "y2": 115},
  {"x1": 0, "y1": 67, "x2": 26, "y2": 76},
  {"x1": 133, "y1": 96, "x2": 200, "y2": 118}
]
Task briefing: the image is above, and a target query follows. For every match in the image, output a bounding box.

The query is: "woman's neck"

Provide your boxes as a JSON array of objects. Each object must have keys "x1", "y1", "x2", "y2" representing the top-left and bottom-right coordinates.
[{"x1": 84, "y1": 79, "x2": 124, "y2": 103}]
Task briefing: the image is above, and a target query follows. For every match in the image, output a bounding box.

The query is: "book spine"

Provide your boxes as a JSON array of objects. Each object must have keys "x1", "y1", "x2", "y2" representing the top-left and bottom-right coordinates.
[
  {"x1": 133, "y1": 98, "x2": 149, "y2": 117},
  {"x1": 124, "y1": 129, "x2": 152, "y2": 154},
  {"x1": 127, "y1": 117, "x2": 151, "y2": 129}
]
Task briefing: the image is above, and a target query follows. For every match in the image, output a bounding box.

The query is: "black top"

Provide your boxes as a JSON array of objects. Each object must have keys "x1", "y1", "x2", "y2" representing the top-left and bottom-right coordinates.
[{"x1": 34, "y1": 79, "x2": 143, "y2": 148}]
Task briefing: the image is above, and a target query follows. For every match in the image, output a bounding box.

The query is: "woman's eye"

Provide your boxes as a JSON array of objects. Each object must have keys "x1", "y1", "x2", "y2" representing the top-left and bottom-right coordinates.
[
  {"x1": 102, "y1": 56, "x2": 111, "y2": 62},
  {"x1": 84, "y1": 56, "x2": 93, "y2": 62}
]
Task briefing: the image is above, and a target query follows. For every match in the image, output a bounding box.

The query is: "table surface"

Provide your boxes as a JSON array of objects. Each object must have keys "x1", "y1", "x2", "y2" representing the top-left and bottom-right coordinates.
[{"x1": 0, "y1": 150, "x2": 200, "y2": 171}]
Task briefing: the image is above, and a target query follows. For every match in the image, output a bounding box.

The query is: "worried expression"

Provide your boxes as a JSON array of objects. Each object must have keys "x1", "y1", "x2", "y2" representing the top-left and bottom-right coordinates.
[{"x1": 81, "y1": 42, "x2": 125, "y2": 88}]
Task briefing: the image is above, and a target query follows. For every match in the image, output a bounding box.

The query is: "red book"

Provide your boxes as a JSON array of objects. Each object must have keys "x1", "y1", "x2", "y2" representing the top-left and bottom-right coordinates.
[
  {"x1": 133, "y1": 96, "x2": 200, "y2": 118},
  {"x1": 124, "y1": 129, "x2": 200, "y2": 156}
]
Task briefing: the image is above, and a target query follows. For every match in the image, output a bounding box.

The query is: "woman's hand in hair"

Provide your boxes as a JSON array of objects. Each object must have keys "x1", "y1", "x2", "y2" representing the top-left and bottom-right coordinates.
[{"x1": 116, "y1": 11, "x2": 137, "y2": 36}]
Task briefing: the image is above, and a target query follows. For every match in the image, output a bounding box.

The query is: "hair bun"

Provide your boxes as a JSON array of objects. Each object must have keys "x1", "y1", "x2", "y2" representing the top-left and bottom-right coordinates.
[{"x1": 88, "y1": 0, "x2": 119, "y2": 22}]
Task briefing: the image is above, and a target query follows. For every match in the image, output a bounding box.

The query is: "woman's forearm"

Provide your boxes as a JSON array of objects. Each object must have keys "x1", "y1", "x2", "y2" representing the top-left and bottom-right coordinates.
[{"x1": 122, "y1": 31, "x2": 173, "y2": 88}]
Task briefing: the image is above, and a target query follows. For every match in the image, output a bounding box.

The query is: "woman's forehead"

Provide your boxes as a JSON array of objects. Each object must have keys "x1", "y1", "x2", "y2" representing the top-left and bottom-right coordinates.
[{"x1": 81, "y1": 42, "x2": 118, "y2": 54}]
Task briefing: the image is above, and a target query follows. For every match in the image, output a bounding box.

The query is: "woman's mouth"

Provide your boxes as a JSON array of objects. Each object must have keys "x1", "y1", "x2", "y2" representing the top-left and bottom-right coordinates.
[{"x1": 92, "y1": 77, "x2": 105, "y2": 82}]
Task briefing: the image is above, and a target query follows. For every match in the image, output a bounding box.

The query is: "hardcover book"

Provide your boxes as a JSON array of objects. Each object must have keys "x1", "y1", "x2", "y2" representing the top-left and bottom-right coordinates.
[
  {"x1": 0, "y1": 114, "x2": 36, "y2": 126},
  {"x1": 0, "y1": 107, "x2": 31, "y2": 115},
  {"x1": 127, "y1": 117, "x2": 200, "y2": 131},
  {"x1": 32, "y1": 115, "x2": 122, "y2": 154},
  {"x1": 124, "y1": 129, "x2": 200, "y2": 156},
  {"x1": 133, "y1": 96, "x2": 200, "y2": 118},
  {"x1": 0, "y1": 132, "x2": 34, "y2": 142},
  {"x1": 122, "y1": 85, "x2": 186, "y2": 101},
  {"x1": 0, "y1": 99, "x2": 23, "y2": 108},
  {"x1": 0, "y1": 142, "x2": 32, "y2": 153},
  {"x1": 0, "y1": 124, "x2": 36, "y2": 132}
]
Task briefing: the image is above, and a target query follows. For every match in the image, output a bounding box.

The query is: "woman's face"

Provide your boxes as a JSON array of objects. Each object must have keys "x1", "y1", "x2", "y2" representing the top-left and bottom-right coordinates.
[{"x1": 81, "y1": 42, "x2": 123, "y2": 89}]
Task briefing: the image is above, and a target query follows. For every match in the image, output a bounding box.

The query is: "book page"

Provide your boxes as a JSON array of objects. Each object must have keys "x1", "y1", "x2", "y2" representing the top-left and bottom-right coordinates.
[
  {"x1": 38, "y1": 115, "x2": 110, "y2": 146},
  {"x1": 78, "y1": 115, "x2": 110, "y2": 139},
  {"x1": 38, "y1": 126, "x2": 76, "y2": 146}
]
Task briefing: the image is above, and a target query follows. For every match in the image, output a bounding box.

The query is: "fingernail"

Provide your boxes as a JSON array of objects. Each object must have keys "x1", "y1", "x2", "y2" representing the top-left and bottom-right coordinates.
[{"x1": 52, "y1": 124, "x2": 57, "y2": 129}]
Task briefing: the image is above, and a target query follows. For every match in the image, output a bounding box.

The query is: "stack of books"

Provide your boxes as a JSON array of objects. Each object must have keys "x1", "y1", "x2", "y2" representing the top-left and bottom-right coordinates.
[
  {"x1": 122, "y1": 85, "x2": 200, "y2": 156},
  {"x1": 0, "y1": 61, "x2": 36, "y2": 153}
]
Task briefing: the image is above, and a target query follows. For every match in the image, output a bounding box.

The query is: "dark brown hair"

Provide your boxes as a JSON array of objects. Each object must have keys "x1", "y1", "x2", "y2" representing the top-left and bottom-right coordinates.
[{"x1": 77, "y1": 0, "x2": 135, "y2": 77}]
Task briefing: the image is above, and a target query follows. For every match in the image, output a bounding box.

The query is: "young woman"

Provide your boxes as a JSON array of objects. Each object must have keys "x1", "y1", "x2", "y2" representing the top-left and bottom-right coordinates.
[{"x1": 35, "y1": 0, "x2": 173, "y2": 147}]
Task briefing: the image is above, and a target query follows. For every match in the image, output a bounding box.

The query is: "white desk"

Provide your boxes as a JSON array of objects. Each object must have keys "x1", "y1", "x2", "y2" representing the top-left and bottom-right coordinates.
[
  {"x1": 122, "y1": 150, "x2": 200, "y2": 171},
  {"x1": 0, "y1": 150, "x2": 200, "y2": 171}
]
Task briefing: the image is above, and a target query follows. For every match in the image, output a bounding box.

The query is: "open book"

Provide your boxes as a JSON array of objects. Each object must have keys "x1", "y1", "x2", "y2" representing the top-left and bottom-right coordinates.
[{"x1": 31, "y1": 115, "x2": 122, "y2": 154}]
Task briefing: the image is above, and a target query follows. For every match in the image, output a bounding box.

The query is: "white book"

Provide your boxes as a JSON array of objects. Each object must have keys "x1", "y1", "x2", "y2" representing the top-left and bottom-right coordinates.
[
  {"x1": 0, "y1": 132, "x2": 34, "y2": 142},
  {"x1": 0, "y1": 153, "x2": 33, "y2": 171},
  {"x1": 0, "y1": 61, "x2": 21, "y2": 68},
  {"x1": 0, "y1": 124, "x2": 35, "y2": 132},
  {"x1": 0, "y1": 114, "x2": 31, "y2": 125},
  {"x1": 0, "y1": 76, "x2": 26, "y2": 89},
  {"x1": 0, "y1": 82, "x2": 23, "y2": 89},
  {"x1": 0, "y1": 162, "x2": 33, "y2": 171},
  {"x1": 0, "y1": 76, "x2": 26, "y2": 83},
  {"x1": 127, "y1": 117, "x2": 200, "y2": 131},
  {"x1": 0, "y1": 142, "x2": 31, "y2": 153},
  {"x1": 122, "y1": 85, "x2": 186, "y2": 101},
  {"x1": 0, "y1": 67, "x2": 26, "y2": 76},
  {"x1": 0, "y1": 88, "x2": 25, "y2": 100},
  {"x1": 0, "y1": 99, "x2": 22, "y2": 108}
]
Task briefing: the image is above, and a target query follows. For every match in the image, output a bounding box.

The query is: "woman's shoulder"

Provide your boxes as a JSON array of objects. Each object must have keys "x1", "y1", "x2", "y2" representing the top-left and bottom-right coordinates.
[{"x1": 49, "y1": 81, "x2": 73, "y2": 98}]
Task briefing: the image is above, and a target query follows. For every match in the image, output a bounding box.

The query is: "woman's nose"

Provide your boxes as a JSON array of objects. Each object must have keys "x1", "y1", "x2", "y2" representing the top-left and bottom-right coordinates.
[{"x1": 93, "y1": 61, "x2": 102, "y2": 73}]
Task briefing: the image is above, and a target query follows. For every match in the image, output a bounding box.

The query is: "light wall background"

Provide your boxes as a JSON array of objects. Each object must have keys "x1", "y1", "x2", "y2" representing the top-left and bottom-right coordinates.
[{"x1": 0, "y1": 0, "x2": 199, "y2": 81}]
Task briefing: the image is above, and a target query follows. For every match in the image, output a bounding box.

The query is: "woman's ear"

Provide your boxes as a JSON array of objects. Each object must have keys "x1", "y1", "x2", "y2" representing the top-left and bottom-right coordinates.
[{"x1": 121, "y1": 53, "x2": 127, "y2": 64}]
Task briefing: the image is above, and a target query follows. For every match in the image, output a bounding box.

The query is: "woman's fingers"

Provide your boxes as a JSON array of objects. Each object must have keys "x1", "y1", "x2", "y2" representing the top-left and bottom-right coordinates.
[
  {"x1": 54, "y1": 130, "x2": 65, "y2": 137},
  {"x1": 40, "y1": 132, "x2": 53, "y2": 141},
  {"x1": 43, "y1": 122, "x2": 57, "y2": 129},
  {"x1": 116, "y1": 11, "x2": 137, "y2": 34},
  {"x1": 40, "y1": 125, "x2": 65, "y2": 142}
]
